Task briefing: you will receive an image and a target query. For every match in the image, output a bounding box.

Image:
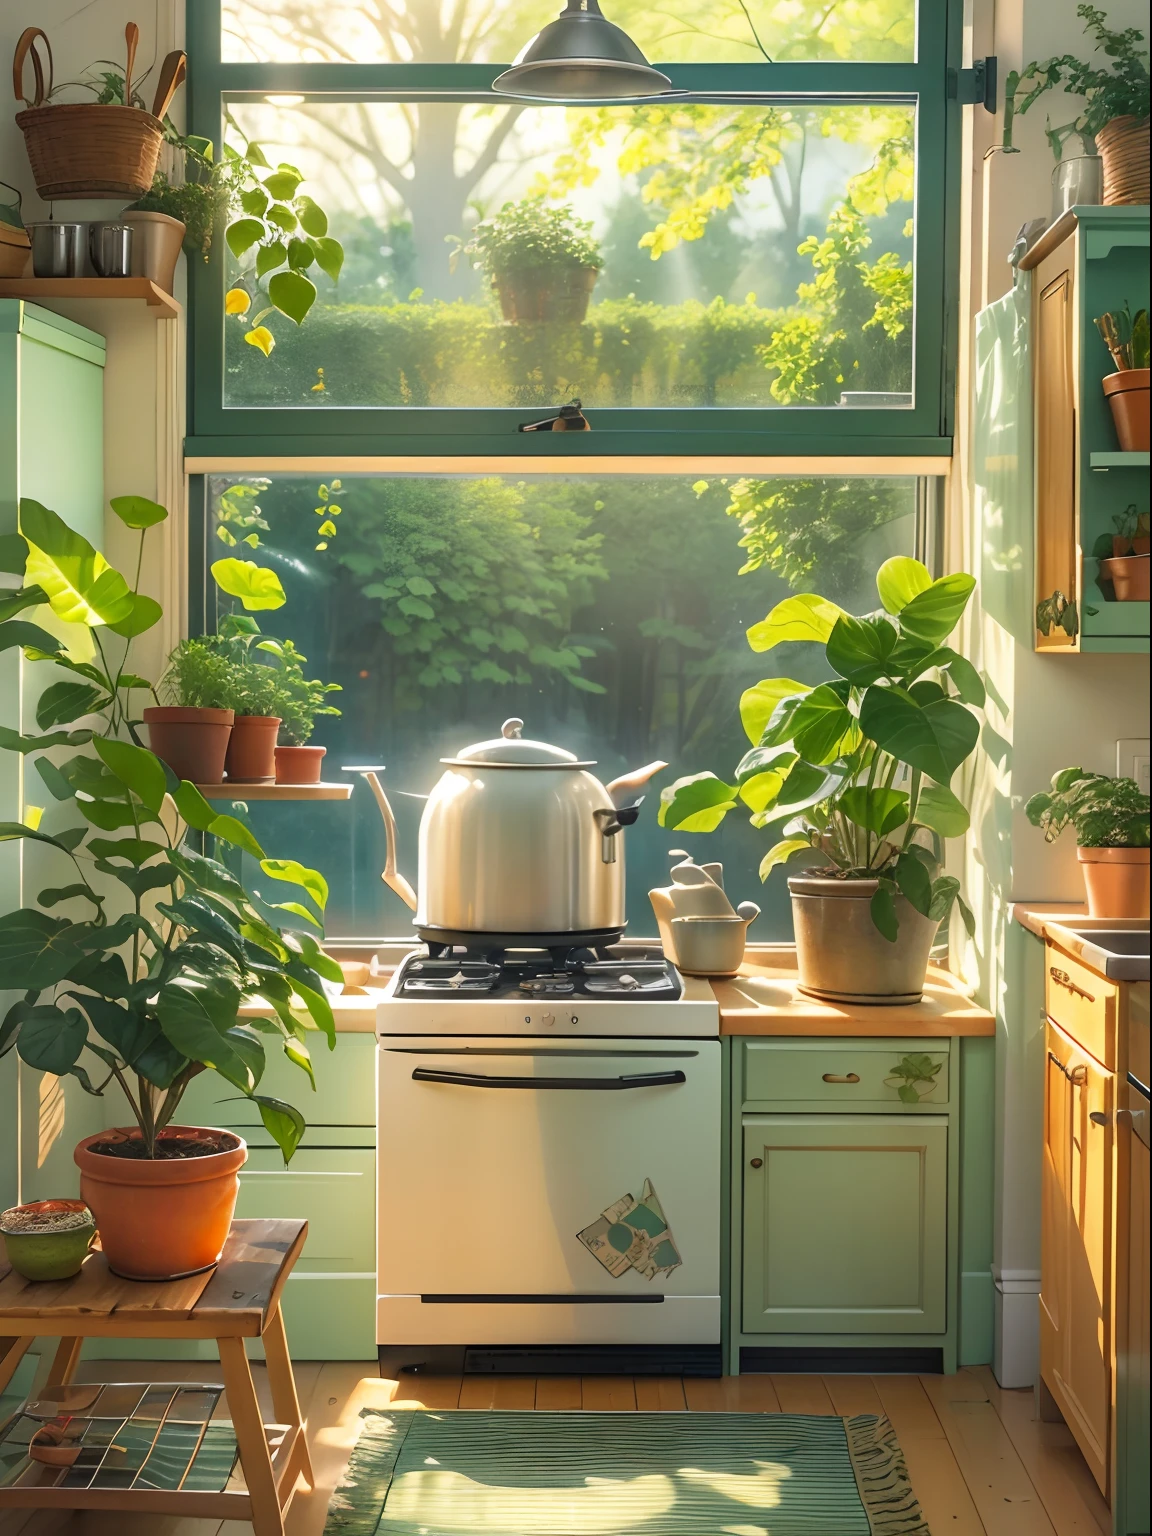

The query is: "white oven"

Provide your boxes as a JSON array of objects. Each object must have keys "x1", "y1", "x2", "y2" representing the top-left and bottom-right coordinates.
[{"x1": 376, "y1": 1034, "x2": 721, "y2": 1366}]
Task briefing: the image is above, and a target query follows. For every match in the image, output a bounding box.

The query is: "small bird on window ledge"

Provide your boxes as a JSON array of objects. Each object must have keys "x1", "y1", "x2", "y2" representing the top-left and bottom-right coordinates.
[{"x1": 518, "y1": 399, "x2": 591, "y2": 432}]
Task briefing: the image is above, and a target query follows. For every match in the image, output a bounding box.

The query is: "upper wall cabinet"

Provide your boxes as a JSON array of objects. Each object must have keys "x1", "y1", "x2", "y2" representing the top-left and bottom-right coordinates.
[{"x1": 1021, "y1": 207, "x2": 1149, "y2": 655}]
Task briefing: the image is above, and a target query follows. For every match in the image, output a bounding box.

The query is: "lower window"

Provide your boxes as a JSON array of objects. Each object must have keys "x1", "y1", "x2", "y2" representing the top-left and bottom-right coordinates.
[{"x1": 196, "y1": 471, "x2": 920, "y2": 939}]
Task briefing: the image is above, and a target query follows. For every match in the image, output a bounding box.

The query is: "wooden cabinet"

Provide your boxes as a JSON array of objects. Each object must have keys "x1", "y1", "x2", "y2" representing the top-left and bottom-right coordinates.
[
  {"x1": 742, "y1": 1115, "x2": 948, "y2": 1336},
  {"x1": 1118, "y1": 1097, "x2": 1150, "y2": 1534},
  {"x1": 1019, "y1": 206, "x2": 1149, "y2": 654},
  {"x1": 1040, "y1": 1019, "x2": 1114, "y2": 1492}
]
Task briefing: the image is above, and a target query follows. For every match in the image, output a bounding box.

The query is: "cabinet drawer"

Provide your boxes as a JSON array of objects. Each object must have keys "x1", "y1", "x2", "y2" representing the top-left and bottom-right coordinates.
[
  {"x1": 741, "y1": 1039, "x2": 950, "y2": 1109},
  {"x1": 1045, "y1": 947, "x2": 1116, "y2": 1068},
  {"x1": 177, "y1": 1032, "x2": 377, "y2": 1138},
  {"x1": 237, "y1": 1149, "x2": 375, "y2": 1272}
]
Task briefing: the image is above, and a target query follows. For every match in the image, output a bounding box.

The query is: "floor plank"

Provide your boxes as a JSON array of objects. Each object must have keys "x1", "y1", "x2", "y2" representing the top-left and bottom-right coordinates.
[
  {"x1": 770, "y1": 1374, "x2": 835, "y2": 1414},
  {"x1": 385, "y1": 1374, "x2": 461, "y2": 1410},
  {"x1": 971, "y1": 1367, "x2": 1110, "y2": 1536},
  {"x1": 580, "y1": 1376, "x2": 637, "y2": 1411},
  {"x1": 633, "y1": 1377, "x2": 687, "y2": 1411},
  {"x1": 873, "y1": 1374, "x2": 948, "y2": 1442},
  {"x1": 533, "y1": 1377, "x2": 582, "y2": 1410},
  {"x1": 823, "y1": 1374, "x2": 885, "y2": 1417},
  {"x1": 922, "y1": 1372, "x2": 1058, "y2": 1536},
  {"x1": 284, "y1": 1363, "x2": 386, "y2": 1536},
  {"x1": 458, "y1": 1374, "x2": 535, "y2": 1410},
  {"x1": 683, "y1": 1374, "x2": 781, "y2": 1411}
]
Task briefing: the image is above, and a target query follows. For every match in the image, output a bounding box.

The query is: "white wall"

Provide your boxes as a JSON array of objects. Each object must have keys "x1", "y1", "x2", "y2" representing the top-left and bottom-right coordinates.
[{"x1": 957, "y1": 0, "x2": 1150, "y2": 1386}]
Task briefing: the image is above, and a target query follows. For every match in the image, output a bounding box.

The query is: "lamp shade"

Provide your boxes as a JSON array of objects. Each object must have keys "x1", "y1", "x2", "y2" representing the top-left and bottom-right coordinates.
[{"x1": 492, "y1": 0, "x2": 674, "y2": 100}]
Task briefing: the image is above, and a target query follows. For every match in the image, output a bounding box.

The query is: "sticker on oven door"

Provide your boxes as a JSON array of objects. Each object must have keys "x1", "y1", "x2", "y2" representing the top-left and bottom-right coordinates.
[{"x1": 577, "y1": 1179, "x2": 682, "y2": 1280}]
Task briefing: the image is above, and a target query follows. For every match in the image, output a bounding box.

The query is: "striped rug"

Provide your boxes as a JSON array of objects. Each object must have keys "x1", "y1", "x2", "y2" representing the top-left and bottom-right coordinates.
[{"x1": 324, "y1": 1407, "x2": 929, "y2": 1534}]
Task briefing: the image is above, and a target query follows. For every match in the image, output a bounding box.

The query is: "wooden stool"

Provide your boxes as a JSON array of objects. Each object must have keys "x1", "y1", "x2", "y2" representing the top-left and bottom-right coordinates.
[{"x1": 0, "y1": 1218, "x2": 312, "y2": 1536}]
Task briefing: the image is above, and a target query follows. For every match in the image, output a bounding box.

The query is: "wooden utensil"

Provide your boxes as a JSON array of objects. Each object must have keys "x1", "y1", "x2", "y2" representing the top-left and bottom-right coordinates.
[
  {"x1": 151, "y1": 50, "x2": 186, "y2": 121},
  {"x1": 123, "y1": 22, "x2": 138, "y2": 107}
]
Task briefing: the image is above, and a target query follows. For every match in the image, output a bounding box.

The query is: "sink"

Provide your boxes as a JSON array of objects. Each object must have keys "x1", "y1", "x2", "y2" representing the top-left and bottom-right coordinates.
[{"x1": 1064, "y1": 927, "x2": 1150, "y2": 982}]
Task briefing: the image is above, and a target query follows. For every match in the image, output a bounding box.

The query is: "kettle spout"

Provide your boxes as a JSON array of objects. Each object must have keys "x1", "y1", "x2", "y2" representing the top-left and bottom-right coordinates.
[
  {"x1": 606, "y1": 760, "x2": 668, "y2": 809},
  {"x1": 361, "y1": 772, "x2": 418, "y2": 912}
]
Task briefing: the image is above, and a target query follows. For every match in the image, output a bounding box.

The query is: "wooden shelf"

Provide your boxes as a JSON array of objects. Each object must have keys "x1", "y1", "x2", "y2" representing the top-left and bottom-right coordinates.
[
  {"x1": 1090, "y1": 451, "x2": 1150, "y2": 470},
  {"x1": 0, "y1": 277, "x2": 180, "y2": 319},
  {"x1": 196, "y1": 782, "x2": 353, "y2": 801}
]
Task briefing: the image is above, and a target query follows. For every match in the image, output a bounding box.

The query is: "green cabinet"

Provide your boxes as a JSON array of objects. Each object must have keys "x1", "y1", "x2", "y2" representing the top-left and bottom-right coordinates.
[{"x1": 741, "y1": 1115, "x2": 948, "y2": 1335}]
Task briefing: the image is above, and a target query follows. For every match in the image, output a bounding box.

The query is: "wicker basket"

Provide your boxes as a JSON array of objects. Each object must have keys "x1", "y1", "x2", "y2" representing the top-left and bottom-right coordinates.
[{"x1": 1096, "y1": 116, "x2": 1150, "y2": 206}]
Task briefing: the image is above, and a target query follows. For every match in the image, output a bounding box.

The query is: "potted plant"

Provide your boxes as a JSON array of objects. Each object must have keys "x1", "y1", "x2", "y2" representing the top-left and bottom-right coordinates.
[
  {"x1": 0, "y1": 495, "x2": 338, "y2": 1280},
  {"x1": 145, "y1": 638, "x2": 239, "y2": 784},
  {"x1": 267, "y1": 639, "x2": 342, "y2": 785},
  {"x1": 1094, "y1": 504, "x2": 1151, "y2": 601},
  {"x1": 456, "y1": 197, "x2": 604, "y2": 323},
  {"x1": 226, "y1": 659, "x2": 289, "y2": 783},
  {"x1": 0, "y1": 1200, "x2": 95, "y2": 1281},
  {"x1": 1002, "y1": 5, "x2": 1150, "y2": 205},
  {"x1": 659, "y1": 557, "x2": 980, "y2": 1002},
  {"x1": 1094, "y1": 305, "x2": 1150, "y2": 452},
  {"x1": 13, "y1": 24, "x2": 185, "y2": 202},
  {"x1": 1026, "y1": 768, "x2": 1150, "y2": 917}
]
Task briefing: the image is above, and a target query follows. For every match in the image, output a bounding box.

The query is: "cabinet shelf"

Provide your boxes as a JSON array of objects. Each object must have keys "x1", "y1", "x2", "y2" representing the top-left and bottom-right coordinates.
[
  {"x1": 1090, "y1": 452, "x2": 1150, "y2": 470},
  {"x1": 0, "y1": 278, "x2": 179, "y2": 319},
  {"x1": 195, "y1": 782, "x2": 353, "y2": 801}
]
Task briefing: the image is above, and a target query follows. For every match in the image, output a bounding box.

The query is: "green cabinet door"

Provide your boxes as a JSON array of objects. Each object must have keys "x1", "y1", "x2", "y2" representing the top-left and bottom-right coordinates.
[{"x1": 742, "y1": 1115, "x2": 948, "y2": 1335}]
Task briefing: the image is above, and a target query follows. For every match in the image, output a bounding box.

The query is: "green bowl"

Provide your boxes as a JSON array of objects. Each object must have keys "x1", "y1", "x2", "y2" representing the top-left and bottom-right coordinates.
[{"x1": 1, "y1": 1200, "x2": 96, "y2": 1282}]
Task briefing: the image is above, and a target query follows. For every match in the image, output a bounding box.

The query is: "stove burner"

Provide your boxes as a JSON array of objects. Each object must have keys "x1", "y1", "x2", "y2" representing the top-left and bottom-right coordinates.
[{"x1": 395, "y1": 944, "x2": 681, "y2": 1001}]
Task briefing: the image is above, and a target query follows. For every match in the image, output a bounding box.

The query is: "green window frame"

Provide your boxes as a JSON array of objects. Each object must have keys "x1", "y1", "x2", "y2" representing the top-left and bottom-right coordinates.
[{"x1": 185, "y1": 0, "x2": 963, "y2": 461}]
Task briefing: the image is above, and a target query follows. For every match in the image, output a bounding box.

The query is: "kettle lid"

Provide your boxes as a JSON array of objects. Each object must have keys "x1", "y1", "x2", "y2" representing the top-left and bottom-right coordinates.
[{"x1": 446, "y1": 718, "x2": 593, "y2": 767}]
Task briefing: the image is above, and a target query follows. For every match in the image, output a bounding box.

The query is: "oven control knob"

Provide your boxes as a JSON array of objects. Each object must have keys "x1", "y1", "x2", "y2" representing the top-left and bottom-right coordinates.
[{"x1": 541, "y1": 1011, "x2": 556, "y2": 1027}]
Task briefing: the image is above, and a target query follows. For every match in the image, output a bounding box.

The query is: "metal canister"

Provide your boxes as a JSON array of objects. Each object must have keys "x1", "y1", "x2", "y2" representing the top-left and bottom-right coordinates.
[
  {"x1": 89, "y1": 222, "x2": 134, "y2": 278},
  {"x1": 28, "y1": 221, "x2": 86, "y2": 277}
]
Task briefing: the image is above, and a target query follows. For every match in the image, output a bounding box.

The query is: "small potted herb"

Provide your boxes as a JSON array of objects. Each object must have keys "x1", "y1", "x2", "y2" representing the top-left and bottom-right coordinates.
[
  {"x1": 1026, "y1": 767, "x2": 1150, "y2": 917},
  {"x1": 456, "y1": 197, "x2": 603, "y2": 323},
  {"x1": 267, "y1": 640, "x2": 342, "y2": 785},
  {"x1": 144, "y1": 638, "x2": 239, "y2": 785},
  {"x1": 1094, "y1": 304, "x2": 1150, "y2": 452},
  {"x1": 0, "y1": 1200, "x2": 95, "y2": 1282},
  {"x1": 1093, "y1": 504, "x2": 1151, "y2": 602},
  {"x1": 659, "y1": 557, "x2": 980, "y2": 1003},
  {"x1": 226, "y1": 659, "x2": 290, "y2": 784},
  {"x1": 1002, "y1": 5, "x2": 1150, "y2": 205}
]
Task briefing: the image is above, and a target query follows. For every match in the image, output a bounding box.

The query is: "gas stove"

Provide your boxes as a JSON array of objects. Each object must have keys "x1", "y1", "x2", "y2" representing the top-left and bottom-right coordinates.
[{"x1": 379, "y1": 942, "x2": 717, "y2": 1037}]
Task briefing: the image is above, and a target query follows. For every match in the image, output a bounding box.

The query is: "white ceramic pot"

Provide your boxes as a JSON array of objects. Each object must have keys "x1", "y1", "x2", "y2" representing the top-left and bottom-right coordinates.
[
  {"x1": 670, "y1": 915, "x2": 750, "y2": 977},
  {"x1": 122, "y1": 209, "x2": 184, "y2": 293}
]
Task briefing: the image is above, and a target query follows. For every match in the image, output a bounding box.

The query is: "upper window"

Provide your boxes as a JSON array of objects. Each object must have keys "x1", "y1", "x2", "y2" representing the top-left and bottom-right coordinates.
[{"x1": 187, "y1": 0, "x2": 958, "y2": 455}]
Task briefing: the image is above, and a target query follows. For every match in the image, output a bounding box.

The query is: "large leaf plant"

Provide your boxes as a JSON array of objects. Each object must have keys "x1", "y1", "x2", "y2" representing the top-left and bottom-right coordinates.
[
  {"x1": 658, "y1": 557, "x2": 981, "y2": 942},
  {"x1": 0, "y1": 498, "x2": 339, "y2": 1162}
]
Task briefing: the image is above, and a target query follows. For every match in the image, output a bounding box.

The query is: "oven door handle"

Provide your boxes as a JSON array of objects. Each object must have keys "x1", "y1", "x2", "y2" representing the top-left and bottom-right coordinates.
[{"x1": 411, "y1": 1067, "x2": 688, "y2": 1091}]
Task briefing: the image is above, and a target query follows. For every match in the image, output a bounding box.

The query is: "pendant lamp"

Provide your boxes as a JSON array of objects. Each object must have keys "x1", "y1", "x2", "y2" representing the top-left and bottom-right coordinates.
[{"x1": 492, "y1": 0, "x2": 674, "y2": 100}]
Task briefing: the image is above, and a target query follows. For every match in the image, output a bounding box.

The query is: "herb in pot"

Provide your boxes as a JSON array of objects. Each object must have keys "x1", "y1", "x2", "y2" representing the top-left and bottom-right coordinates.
[{"x1": 1027, "y1": 768, "x2": 1150, "y2": 919}]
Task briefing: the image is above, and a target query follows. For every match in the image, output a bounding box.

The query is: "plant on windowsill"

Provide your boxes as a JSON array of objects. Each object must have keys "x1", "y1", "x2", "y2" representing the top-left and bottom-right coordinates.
[
  {"x1": 1094, "y1": 306, "x2": 1150, "y2": 454},
  {"x1": 453, "y1": 197, "x2": 604, "y2": 324},
  {"x1": 658, "y1": 557, "x2": 981, "y2": 1003},
  {"x1": 1026, "y1": 768, "x2": 1150, "y2": 918},
  {"x1": 1001, "y1": 5, "x2": 1150, "y2": 204},
  {"x1": 144, "y1": 638, "x2": 241, "y2": 786},
  {"x1": 0, "y1": 496, "x2": 340, "y2": 1281},
  {"x1": 260, "y1": 639, "x2": 343, "y2": 785}
]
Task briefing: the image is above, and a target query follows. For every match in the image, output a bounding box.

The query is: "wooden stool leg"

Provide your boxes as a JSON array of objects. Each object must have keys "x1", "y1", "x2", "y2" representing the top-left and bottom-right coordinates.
[
  {"x1": 263, "y1": 1302, "x2": 314, "y2": 1489},
  {"x1": 219, "y1": 1335, "x2": 285, "y2": 1536},
  {"x1": 45, "y1": 1336, "x2": 83, "y2": 1387},
  {"x1": 0, "y1": 1337, "x2": 34, "y2": 1397}
]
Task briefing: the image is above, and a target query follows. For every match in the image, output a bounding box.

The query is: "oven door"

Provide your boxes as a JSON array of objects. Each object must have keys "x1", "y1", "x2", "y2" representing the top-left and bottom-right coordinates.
[{"x1": 377, "y1": 1036, "x2": 720, "y2": 1305}]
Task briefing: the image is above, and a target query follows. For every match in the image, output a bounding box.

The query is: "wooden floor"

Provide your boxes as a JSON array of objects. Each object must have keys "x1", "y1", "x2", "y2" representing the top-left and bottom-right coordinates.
[{"x1": 0, "y1": 1360, "x2": 1111, "y2": 1535}]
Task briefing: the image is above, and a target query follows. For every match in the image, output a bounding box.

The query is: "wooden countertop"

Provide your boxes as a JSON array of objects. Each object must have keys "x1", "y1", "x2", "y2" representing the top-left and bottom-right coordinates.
[
  {"x1": 713, "y1": 951, "x2": 994, "y2": 1036},
  {"x1": 1011, "y1": 902, "x2": 1089, "y2": 938},
  {"x1": 240, "y1": 989, "x2": 387, "y2": 1032}
]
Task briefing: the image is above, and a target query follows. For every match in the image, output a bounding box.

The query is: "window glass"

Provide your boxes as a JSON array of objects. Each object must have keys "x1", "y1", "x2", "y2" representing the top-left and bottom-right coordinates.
[
  {"x1": 222, "y1": 0, "x2": 916, "y2": 65},
  {"x1": 203, "y1": 472, "x2": 917, "y2": 939},
  {"x1": 223, "y1": 101, "x2": 915, "y2": 411}
]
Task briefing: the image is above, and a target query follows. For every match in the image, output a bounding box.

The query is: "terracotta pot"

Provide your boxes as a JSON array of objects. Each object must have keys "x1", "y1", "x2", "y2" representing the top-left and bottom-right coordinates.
[
  {"x1": 494, "y1": 265, "x2": 598, "y2": 323},
  {"x1": 1096, "y1": 115, "x2": 1150, "y2": 205},
  {"x1": 143, "y1": 706, "x2": 233, "y2": 783},
  {"x1": 1078, "y1": 846, "x2": 1150, "y2": 920},
  {"x1": 225, "y1": 714, "x2": 281, "y2": 782},
  {"x1": 122, "y1": 209, "x2": 185, "y2": 294},
  {"x1": 275, "y1": 743, "x2": 326, "y2": 784},
  {"x1": 1102, "y1": 369, "x2": 1150, "y2": 452},
  {"x1": 788, "y1": 875, "x2": 939, "y2": 1003},
  {"x1": 75, "y1": 1127, "x2": 246, "y2": 1280},
  {"x1": 1100, "y1": 554, "x2": 1150, "y2": 602}
]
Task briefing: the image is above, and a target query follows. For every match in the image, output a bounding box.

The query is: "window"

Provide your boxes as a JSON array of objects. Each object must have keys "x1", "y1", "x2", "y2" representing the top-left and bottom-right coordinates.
[
  {"x1": 193, "y1": 470, "x2": 922, "y2": 939},
  {"x1": 186, "y1": 0, "x2": 960, "y2": 457}
]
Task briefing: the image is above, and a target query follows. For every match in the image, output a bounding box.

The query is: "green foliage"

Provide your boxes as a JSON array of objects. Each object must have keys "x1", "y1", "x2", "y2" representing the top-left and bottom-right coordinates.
[
  {"x1": 0, "y1": 499, "x2": 336, "y2": 1163},
  {"x1": 161, "y1": 639, "x2": 241, "y2": 710},
  {"x1": 456, "y1": 197, "x2": 603, "y2": 281},
  {"x1": 1095, "y1": 304, "x2": 1151, "y2": 371},
  {"x1": 1003, "y1": 4, "x2": 1150, "y2": 153},
  {"x1": 885, "y1": 1052, "x2": 944, "y2": 1103},
  {"x1": 130, "y1": 171, "x2": 229, "y2": 261},
  {"x1": 253, "y1": 638, "x2": 342, "y2": 747},
  {"x1": 659, "y1": 556, "x2": 980, "y2": 940},
  {"x1": 1025, "y1": 768, "x2": 1150, "y2": 848},
  {"x1": 1036, "y1": 589, "x2": 1081, "y2": 640}
]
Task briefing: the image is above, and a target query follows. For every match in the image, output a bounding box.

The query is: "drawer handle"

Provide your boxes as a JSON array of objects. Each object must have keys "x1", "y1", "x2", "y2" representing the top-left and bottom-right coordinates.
[
  {"x1": 1048, "y1": 1051, "x2": 1088, "y2": 1085},
  {"x1": 749, "y1": 1158, "x2": 763, "y2": 1169},
  {"x1": 1089, "y1": 1110, "x2": 1109, "y2": 1127},
  {"x1": 1050, "y1": 967, "x2": 1095, "y2": 1004},
  {"x1": 822, "y1": 1073, "x2": 861, "y2": 1084}
]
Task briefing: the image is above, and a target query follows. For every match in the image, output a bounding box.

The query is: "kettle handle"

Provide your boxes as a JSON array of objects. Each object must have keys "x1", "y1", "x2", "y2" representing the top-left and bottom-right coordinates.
[{"x1": 362, "y1": 772, "x2": 418, "y2": 911}]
